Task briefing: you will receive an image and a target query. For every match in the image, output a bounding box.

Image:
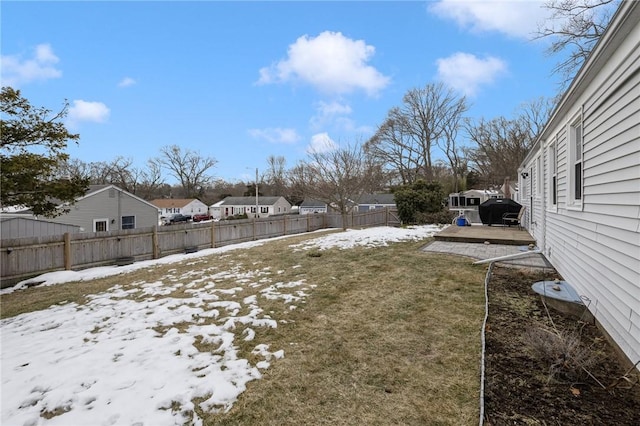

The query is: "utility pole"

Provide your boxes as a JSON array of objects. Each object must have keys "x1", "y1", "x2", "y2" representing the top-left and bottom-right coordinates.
[{"x1": 255, "y1": 167, "x2": 259, "y2": 218}]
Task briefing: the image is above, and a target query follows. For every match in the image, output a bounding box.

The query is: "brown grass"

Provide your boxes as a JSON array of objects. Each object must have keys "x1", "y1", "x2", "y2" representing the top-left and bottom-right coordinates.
[{"x1": 0, "y1": 230, "x2": 487, "y2": 425}]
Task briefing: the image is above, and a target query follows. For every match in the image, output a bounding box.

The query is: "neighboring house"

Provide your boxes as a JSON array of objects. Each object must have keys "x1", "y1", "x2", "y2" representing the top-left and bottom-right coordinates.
[
  {"x1": 356, "y1": 194, "x2": 396, "y2": 211},
  {"x1": 519, "y1": 1, "x2": 640, "y2": 369},
  {"x1": 212, "y1": 196, "x2": 291, "y2": 219},
  {"x1": 299, "y1": 199, "x2": 328, "y2": 215},
  {"x1": 151, "y1": 198, "x2": 209, "y2": 217},
  {"x1": 448, "y1": 189, "x2": 502, "y2": 209},
  {"x1": 0, "y1": 215, "x2": 81, "y2": 239},
  {"x1": 53, "y1": 184, "x2": 160, "y2": 232}
]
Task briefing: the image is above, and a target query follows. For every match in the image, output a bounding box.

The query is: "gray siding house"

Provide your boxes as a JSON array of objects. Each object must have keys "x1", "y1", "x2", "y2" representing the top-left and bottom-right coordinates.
[
  {"x1": 54, "y1": 184, "x2": 160, "y2": 232},
  {"x1": 212, "y1": 196, "x2": 292, "y2": 219},
  {"x1": 519, "y1": 0, "x2": 640, "y2": 369},
  {"x1": 0, "y1": 215, "x2": 81, "y2": 239}
]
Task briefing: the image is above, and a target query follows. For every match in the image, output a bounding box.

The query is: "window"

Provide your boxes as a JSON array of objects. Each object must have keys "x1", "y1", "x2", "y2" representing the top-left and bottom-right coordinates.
[
  {"x1": 250, "y1": 206, "x2": 256, "y2": 213},
  {"x1": 122, "y1": 216, "x2": 135, "y2": 229},
  {"x1": 94, "y1": 219, "x2": 108, "y2": 232},
  {"x1": 261, "y1": 206, "x2": 269, "y2": 214},
  {"x1": 569, "y1": 113, "x2": 583, "y2": 205},
  {"x1": 548, "y1": 140, "x2": 557, "y2": 207},
  {"x1": 536, "y1": 156, "x2": 543, "y2": 196}
]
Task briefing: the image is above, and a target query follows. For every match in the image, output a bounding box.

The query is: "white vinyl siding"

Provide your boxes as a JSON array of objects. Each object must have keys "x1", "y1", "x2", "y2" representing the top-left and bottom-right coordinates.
[{"x1": 519, "y1": 2, "x2": 640, "y2": 369}]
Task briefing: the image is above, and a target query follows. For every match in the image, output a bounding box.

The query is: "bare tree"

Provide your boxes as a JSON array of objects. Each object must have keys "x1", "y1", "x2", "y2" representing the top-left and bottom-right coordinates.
[
  {"x1": 136, "y1": 158, "x2": 165, "y2": 200},
  {"x1": 365, "y1": 83, "x2": 468, "y2": 184},
  {"x1": 465, "y1": 117, "x2": 534, "y2": 187},
  {"x1": 465, "y1": 97, "x2": 555, "y2": 188},
  {"x1": 157, "y1": 145, "x2": 217, "y2": 198},
  {"x1": 535, "y1": 0, "x2": 619, "y2": 87},
  {"x1": 299, "y1": 143, "x2": 380, "y2": 230},
  {"x1": 264, "y1": 155, "x2": 287, "y2": 196}
]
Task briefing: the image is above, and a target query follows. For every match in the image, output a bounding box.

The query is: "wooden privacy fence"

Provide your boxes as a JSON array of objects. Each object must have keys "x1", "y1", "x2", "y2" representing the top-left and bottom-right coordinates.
[{"x1": 0, "y1": 209, "x2": 399, "y2": 287}]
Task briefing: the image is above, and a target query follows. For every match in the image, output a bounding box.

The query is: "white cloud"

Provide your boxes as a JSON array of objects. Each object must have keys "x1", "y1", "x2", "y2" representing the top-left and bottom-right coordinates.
[
  {"x1": 248, "y1": 127, "x2": 300, "y2": 144},
  {"x1": 306, "y1": 132, "x2": 338, "y2": 154},
  {"x1": 257, "y1": 31, "x2": 390, "y2": 96},
  {"x1": 429, "y1": 0, "x2": 549, "y2": 39},
  {"x1": 67, "y1": 100, "x2": 110, "y2": 127},
  {"x1": 118, "y1": 77, "x2": 137, "y2": 88},
  {"x1": 436, "y1": 52, "x2": 507, "y2": 97},
  {"x1": 0, "y1": 43, "x2": 62, "y2": 87},
  {"x1": 310, "y1": 100, "x2": 353, "y2": 130}
]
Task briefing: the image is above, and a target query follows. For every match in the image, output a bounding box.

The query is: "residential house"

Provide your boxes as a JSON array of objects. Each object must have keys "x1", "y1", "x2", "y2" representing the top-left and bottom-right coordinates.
[
  {"x1": 519, "y1": 0, "x2": 640, "y2": 369},
  {"x1": 0, "y1": 215, "x2": 81, "y2": 239},
  {"x1": 212, "y1": 196, "x2": 292, "y2": 219},
  {"x1": 51, "y1": 184, "x2": 160, "y2": 232},
  {"x1": 448, "y1": 189, "x2": 504, "y2": 224},
  {"x1": 356, "y1": 194, "x2": 396, "y2": 211},
  {"x1": 151, "y1": 198, "x2": 209, "y2": 218},
  {"x1": 299, "y1": 199, "x2": 328, "y2": 215}
]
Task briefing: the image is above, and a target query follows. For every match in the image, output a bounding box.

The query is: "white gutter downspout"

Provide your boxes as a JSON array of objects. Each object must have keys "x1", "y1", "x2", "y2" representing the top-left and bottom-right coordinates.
[{"x1": 473, "y1": 249, "x2": 542, "y2": 265}]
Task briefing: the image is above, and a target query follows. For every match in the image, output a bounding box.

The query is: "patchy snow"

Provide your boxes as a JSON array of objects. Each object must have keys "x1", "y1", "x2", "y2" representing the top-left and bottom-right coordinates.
[
  {"x1": 1, "y1": 226, "x2": 440, "y2": 425},
  {"x1": 290, "y1": 224, "x2": 443, "y2": 251}
]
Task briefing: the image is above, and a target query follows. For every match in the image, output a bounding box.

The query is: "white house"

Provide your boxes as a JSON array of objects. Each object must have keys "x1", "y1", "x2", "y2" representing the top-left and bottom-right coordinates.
[
  {"x1": 212, "y1": 196, "x2": 291, "y2": 219},
  {"x1": 519, "y1": 0, "x2": 640, "y2": 370},
  {"x1": 150, "y1": 198, "x2": 209, "y2": 218},
  {"x1": 299, "y1": 199, "x2": 328, "y2": 215}
]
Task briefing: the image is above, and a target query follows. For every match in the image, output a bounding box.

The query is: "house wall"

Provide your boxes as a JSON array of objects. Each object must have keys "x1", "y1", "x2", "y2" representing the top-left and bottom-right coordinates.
[
  {"x1": 271, "y1": 197, "x2": 291, "y2": 215},
  {"x1": 0, "y1": 217, "x2": 81, "y2": 239},
  {"x1": 181, "y1": 200, "x2": 209, "y2": 215},
  {"x1": 57, "y1": 187, "x2": 160, "y2": 231},
  {"x1": 521, "y1": 6, "x2": 640, "y2": 367},
  {"x1": 299, "y1": 207, "x2": 326, "y2": 215}
]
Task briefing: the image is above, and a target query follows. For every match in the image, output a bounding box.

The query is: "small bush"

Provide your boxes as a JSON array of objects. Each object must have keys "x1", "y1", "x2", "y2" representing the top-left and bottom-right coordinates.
[
  {"x1": 415, "y1": 209, "x2": 456, "y2": 225},
  {"x1": 525, "y1": 326, "x2": 600, "y2": 383}
]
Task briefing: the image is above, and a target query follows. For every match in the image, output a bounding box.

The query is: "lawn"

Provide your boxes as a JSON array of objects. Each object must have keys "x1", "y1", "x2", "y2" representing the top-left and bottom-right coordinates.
[{"x1": 1, "y1": 226, "x2": 487, "y2": 425}]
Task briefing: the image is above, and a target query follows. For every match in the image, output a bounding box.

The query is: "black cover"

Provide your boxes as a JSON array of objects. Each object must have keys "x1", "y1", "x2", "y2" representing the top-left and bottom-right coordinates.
[{"x1": 478, "y1": 198, "x2": 522, "y2": 225}]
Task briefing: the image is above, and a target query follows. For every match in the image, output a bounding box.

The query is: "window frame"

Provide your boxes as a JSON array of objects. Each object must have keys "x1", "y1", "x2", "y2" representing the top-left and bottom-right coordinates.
[
  {"x1": 568, "y1": 109, "x2": 584, "y2": 210},
  {"x1": 121, "y1": 215, "x2": 135, "y2": 230},
  {"x1": 93, "y1": 218, "x2": 109, "y2": 232},
  {"x1": 547, "y1": 137, "x2": 558, "y2": 211}
]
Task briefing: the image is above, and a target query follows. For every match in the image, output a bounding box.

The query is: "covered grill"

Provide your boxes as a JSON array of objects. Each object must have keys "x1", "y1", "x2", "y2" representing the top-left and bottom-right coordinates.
[{"x1": 478, "y1": 198, "x2": 522, "y2": 225}]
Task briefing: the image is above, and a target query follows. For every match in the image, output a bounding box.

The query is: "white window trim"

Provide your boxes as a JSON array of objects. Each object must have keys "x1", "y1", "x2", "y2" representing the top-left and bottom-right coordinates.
[
  {"x1": 567, "y1": 108, "x2": 584, "y2": 211},
  {"x1": 93, "y1": 218, "x2": 109, "y2": 232},
  {"x1": 121, "y1": 215, "x2": 136, "y2": 230}
]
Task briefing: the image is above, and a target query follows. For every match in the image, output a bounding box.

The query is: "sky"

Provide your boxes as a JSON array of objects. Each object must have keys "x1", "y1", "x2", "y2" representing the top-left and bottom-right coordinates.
[
  {"x1": 1, "y1": 225, "x2": 442, "y2": 425},
  {"x1": 1, "y1": 0, "x2": 566, "y2": 183}
]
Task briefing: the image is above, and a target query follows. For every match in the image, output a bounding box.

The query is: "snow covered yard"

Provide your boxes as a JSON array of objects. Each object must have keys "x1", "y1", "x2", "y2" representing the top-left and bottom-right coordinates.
[{"x1": 1, "y1": 226, "x2": 448, "y2": 426}]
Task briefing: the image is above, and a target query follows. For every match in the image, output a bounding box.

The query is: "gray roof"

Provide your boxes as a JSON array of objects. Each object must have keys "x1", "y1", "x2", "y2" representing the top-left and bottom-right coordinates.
[
  {"x1": 218, "y1": 196, "x2": 286, "y2": 206},
  {"x1": 300, "y1": 199, "x2": 327, "y2": 208},
  {"x1": 357, "y1": 194, "x2": 395, "y2": 205}
]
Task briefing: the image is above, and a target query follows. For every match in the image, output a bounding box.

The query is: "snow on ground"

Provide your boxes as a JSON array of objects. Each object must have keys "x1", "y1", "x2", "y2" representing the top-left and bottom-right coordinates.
[{"x1": 1, "y1": 226, "x2": 442, "y2": 426}]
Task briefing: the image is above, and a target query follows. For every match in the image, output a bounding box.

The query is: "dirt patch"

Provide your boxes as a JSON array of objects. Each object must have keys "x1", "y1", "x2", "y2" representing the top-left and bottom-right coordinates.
[{"x1": 484, "y1": 266, "x2": 640, "y2": 425}]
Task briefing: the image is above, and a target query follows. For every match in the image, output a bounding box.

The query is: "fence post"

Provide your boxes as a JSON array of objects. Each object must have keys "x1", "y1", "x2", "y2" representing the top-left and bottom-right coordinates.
[
  {"x1": 253, "y1": 218, "x2": 256, "y2": 241},
  {"x1": 307, "y1": 213, "x2": 310, "y2": 232},
  {"x1": 152, "y1": 226, "x2": 159, "y2": 259},
  {"x1": 283, "y1": 216, "x2": 287, "y2": 236},
  {"x1": 211, "y1": 220, "x2": 216, "y2": 248},
  {"x1": 64, "y1": 232, "x2": 71, "y2": 270}
]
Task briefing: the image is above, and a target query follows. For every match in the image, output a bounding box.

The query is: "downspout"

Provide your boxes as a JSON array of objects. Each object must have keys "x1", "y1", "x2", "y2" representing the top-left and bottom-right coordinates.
[{"x1": 473, "y1": 249, "x2": 542, "y2": 265}]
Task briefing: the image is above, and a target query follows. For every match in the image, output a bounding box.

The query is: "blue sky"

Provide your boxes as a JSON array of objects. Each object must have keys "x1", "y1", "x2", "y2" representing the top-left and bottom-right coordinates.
[{"x1": 2, "y1": 0, "x2": 564, "y2": 183}]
